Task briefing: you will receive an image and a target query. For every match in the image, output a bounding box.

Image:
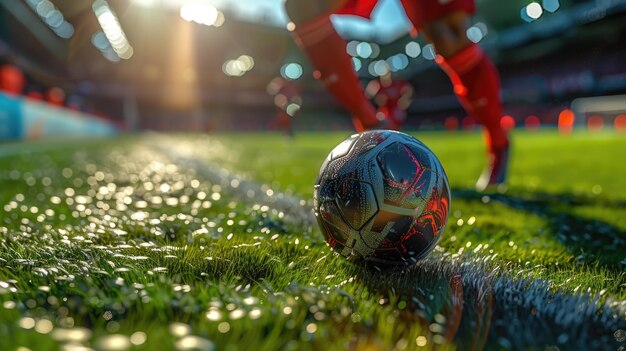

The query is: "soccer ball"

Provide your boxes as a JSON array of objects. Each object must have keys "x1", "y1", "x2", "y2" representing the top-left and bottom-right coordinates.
[{"x1": 313, "y1": 130, "x2": 450, "y2": 265}]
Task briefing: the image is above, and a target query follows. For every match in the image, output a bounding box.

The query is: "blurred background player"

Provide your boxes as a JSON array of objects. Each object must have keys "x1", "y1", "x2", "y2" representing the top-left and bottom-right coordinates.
[
  {"x1": 366, "y1": 72, "x2": 414, "y2": 130},
  {"x1": 285, "y1": 0, "x2": 509, "y2": 190},
  {"x1": 267, "y1": 76, "x2": 302, "y2": 139},
  {"x1": 0, "y1": 64, "x2": 26, "y2": 96},
  {"x1": 45, "y1": 86, "x2": 66, "y2": 107}
]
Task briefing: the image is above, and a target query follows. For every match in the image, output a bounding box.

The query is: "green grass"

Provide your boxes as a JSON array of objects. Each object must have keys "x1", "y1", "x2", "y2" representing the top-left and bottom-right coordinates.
[{"x1": 0, "y1": 131, "x2": 624, "y2": 351}]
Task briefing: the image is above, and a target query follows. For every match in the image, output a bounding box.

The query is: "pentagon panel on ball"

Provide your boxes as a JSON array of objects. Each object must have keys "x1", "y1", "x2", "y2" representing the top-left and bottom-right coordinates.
[{"x1": 313, "y1": 130, "x2": 450, "y2": 265}]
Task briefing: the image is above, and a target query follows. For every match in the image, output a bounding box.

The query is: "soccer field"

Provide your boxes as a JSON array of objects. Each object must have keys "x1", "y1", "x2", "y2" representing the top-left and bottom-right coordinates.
[{"x1": 0, "y1": 130, "x2": 625, "y2": 350}]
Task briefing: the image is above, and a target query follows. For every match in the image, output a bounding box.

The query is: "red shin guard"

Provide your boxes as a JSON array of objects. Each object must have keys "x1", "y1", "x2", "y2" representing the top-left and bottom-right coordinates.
[
  {"x1": 293, "y1": 15, "x2": 379, "y2": 131},
  {"x1": 436, "y1": 44, "x2": 508, "y2": 149}
]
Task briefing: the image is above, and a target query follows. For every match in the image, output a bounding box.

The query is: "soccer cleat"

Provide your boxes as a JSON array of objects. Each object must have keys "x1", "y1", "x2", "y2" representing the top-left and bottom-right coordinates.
[{"x1": 475, "y1": 142, "x2": 510, "y2": 191}]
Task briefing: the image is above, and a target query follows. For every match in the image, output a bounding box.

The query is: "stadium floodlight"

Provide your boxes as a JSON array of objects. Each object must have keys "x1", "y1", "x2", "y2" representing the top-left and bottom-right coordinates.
[
  {"x1": 24, "y1": 0, "x2": 75, "y2": 39},
  {"x1": 93, "y1": 0, "x2": 134, "y2": 60},
  {"x1": 131, "y1": 0, "x2": 161, "y2": 7},
  {"x1": 179, "y1": 2, "x2": 223, "y2": 27}
]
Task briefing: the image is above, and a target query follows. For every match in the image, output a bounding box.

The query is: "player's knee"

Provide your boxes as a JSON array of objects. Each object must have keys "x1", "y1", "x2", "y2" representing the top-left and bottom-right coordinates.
[
  {"x1": 430, "y1": 34, "x2": 471, "y2": 58},
  {"x1": 284, "y1": 0, "x2": 338, "y2": 24},
  {"x1": 421, "y1": 11, "x2": 471, "y2": 58}
]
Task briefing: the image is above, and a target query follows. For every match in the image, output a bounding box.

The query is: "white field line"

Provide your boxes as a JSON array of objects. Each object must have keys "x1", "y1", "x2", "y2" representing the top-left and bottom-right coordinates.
[{"x1": 150, "y1": 139, "x2": 317, "y2": 230}]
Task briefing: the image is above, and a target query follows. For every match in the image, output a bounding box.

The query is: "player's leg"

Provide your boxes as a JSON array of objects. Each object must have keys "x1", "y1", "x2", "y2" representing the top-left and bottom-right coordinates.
[
  {"x1": 409, "y1": 6, "x2": 509, "y2": 190},
  {"x1": 284, "y1": 0, "x2": 383, "y2": 131}
]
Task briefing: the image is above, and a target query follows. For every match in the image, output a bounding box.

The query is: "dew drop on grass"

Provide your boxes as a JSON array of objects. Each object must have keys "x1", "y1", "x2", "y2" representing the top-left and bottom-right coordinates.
[
  {"x1": 176, "y1": 335, "x2": 215, "y2": 351},
  {"x1": 305, "y1": 323, "x2": 317, "y2": 333},
  {"x1": 51, "y1": 327, "x2": 93, "y2": 343},
  {"x1": 18, "y1": 317, "x2": 36, "y2": 329},
  {"x1": 97, "y1": 334, "x2": 131, "y2": 351},
  {"x1": 217, "y1": 322, "x2": 230, "y2": 333},
  {"x1": 35, "y1": 319, "x2": 54, "y2": 334},
  {"x1": 416, "y1": 336, "x2": 427, "y2": 347},
  {"x1": 169, "y1": 322, "x2": 192, "y2": 337},
  {"x1": 130, "y1": 331, "x2": 147, "y2": 345}
]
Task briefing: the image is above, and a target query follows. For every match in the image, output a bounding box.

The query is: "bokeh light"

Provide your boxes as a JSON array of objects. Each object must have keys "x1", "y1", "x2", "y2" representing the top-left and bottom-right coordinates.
[
  {"x1": 526, "y1": 2, "x2": 544, "y2": 20},
  {"x1": 356, "y1": 42, "x2": 373, "y2": 59},
  {"x1": 180, "y1": 2, "x2": 223, "y2": 27},
  {"x1": 93, "y1": 0, "x2": 133, "y2": 60},
  {"x1": 405, "y1": 42, "x2": 421, "y2": 58},
  {"x1": 387, "y1": 54, "x2": 409, "y2": 72},
  {"x1": 466, "y1": 26, "x2": 484, "y2": 43},
  {"x1": 525, "y1": 115, "x2": 541, "y2": 130},
  {"x1": 346, "y1": 41, "x2": 358, "y2": 56},
  {"x1": 25, "y1": 0, "x2": 74, "y2": 39},
  {"x1": 422, "y1": 44, "x2": 436, "y2": 60},
  {"x1": 500, "y1": 115, "x2": 516, "y2": 131},
  {"x1": 615, "y1": 114, "x2": 626, "y2": 132},
  {"x1": 223, "y1": 55, "x2": 255, "y2": 77},
  {"x1": 444, "y1": 116, "x2": 459, "y2": 131},
  {"x1": 542, "y1": 0, "x2": 560, "y2": 13},
  {"x1": 352, "y1": 57, "x2": 362, "y2": 72},
  {"x1": 281, "y1": 63, "x2": 303, "y2": 80},
  {"x1": 558, "y1": 109, "x2": 575, "y2": 134},
  {"x1": 587, "y1": 115, "x2": 604, "y2": 131}
]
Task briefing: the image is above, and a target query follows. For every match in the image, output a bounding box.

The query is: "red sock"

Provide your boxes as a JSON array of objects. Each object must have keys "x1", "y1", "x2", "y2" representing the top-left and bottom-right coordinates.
[
  {"x1": 436, "y1": 44, "x2": 508, "y2": 149},
  {"x1": 293, "y1": 15, "x2": 379, "y2": 131}
]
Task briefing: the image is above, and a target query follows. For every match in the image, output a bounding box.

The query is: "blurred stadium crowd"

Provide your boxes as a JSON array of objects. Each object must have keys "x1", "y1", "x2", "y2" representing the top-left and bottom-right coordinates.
[{"x1": 1, "y1": 0, "x2": 626, "y2": 138}]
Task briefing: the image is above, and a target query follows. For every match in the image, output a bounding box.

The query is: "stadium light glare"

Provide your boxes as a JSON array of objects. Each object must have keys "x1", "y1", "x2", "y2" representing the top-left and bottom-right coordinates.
[
  {"x1": 179, "y1": 2, "x2": 222, "y2": 27},
  {"x1": 53, "y1": 21, "x2": 74, "y2": 39},
  {"x1": 131, "y1": 0, "x2": 161, "y2": 7},
  {"x1": 25, "y1": 0, "x2": 75, "y2": 39},
  {"x1": 214, "y1": 11, "x2": 225, "y2": 27},
  {"x1": 93, "y1": 0, "x2": 134, "y2": 60},
  {"x1": 35, "y1": 1, "x2": 54, "y2": 18},
  {"x1": 44, "y1": 9, "x2": 63, "y2": 28}
]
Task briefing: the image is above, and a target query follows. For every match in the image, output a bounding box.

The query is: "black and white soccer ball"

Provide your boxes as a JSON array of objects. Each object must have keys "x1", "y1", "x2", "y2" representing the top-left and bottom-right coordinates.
[{"x1": 313, "y1": 130, "x2": 450, "y2": 265}]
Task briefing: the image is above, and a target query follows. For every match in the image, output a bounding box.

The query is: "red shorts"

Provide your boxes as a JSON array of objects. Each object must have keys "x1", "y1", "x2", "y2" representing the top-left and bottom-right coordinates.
[{"x1": 334, "y1": 0, "x2": 475, "y2": 28}]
